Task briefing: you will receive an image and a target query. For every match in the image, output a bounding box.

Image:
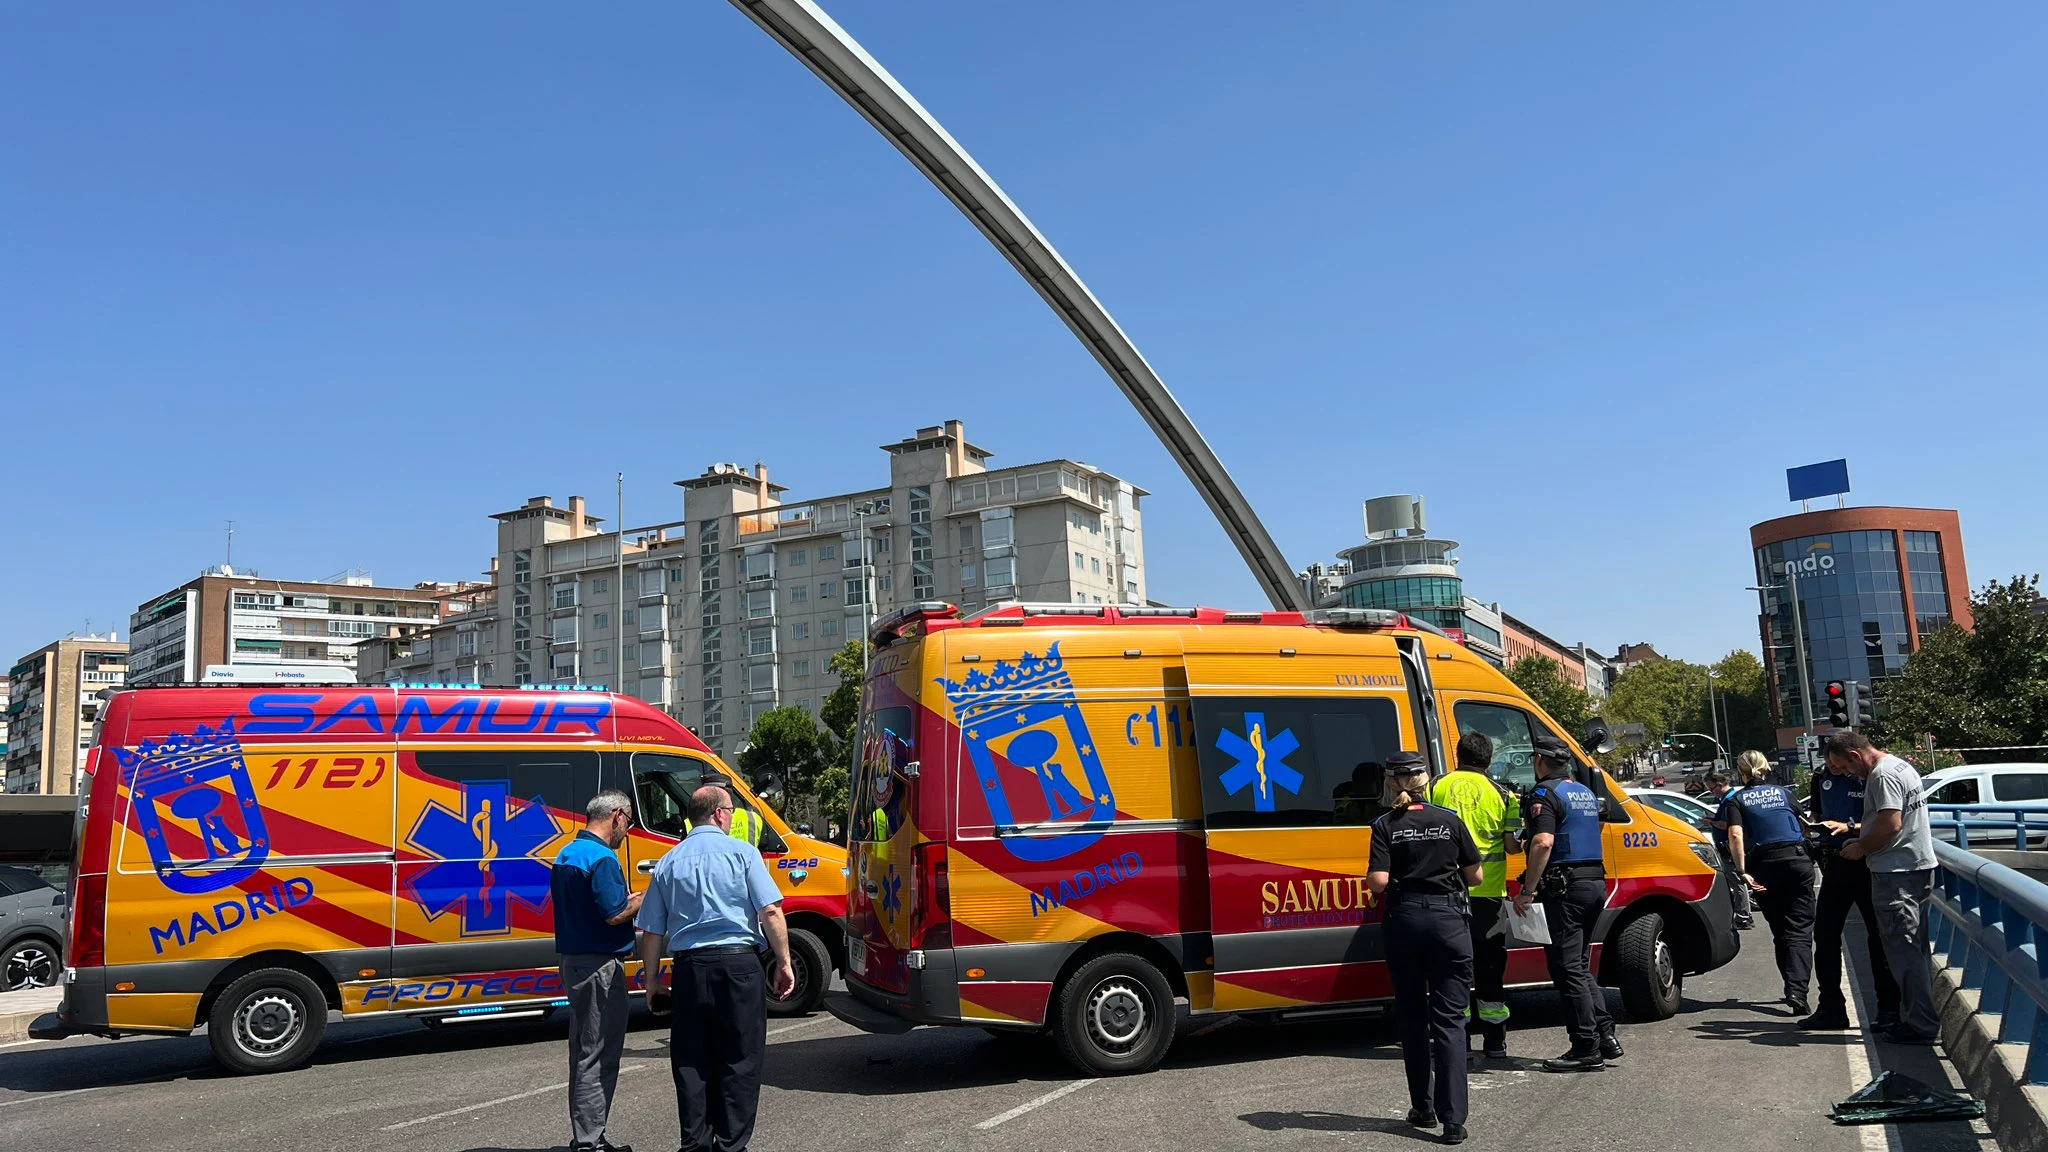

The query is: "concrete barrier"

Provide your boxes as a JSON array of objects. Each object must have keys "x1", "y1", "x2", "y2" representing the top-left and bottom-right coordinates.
[{"x1": 1937, "y1": 963, "x2": 2048, "y2": 1152}]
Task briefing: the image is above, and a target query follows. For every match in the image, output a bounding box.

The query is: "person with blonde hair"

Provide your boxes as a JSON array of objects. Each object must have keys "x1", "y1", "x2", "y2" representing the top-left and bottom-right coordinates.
[{"x1": 1717, "y1": 750, "x2": 1817, "y2": 1015}]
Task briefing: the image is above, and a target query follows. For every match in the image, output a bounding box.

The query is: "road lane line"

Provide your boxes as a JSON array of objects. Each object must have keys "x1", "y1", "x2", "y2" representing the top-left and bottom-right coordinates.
[
  {"x1": 1842, "y1": 926, "x2": 1904, "y2": 1152},
  {"x1": 380, "y1": 1062, "x2": 647, "y2": 1131},
  {"x1": 768, "y1": 1016, "x2": 836, "y2": 1039},
  {"x1": 0, "y1": 1085, "x2": 106, "y2": 1110},
  {"x1": 971, "y1": 1079, "x2": 1098, "y2": 1131}
]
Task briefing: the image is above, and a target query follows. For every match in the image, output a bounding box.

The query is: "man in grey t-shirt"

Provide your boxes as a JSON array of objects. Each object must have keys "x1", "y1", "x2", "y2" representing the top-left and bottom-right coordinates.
[{"x1": 1834, "y1": 731, "x2": 1940, "y2": 1043}]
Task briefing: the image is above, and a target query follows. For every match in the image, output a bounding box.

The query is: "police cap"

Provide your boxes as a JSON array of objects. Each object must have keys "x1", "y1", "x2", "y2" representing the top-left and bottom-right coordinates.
[
  {"x1": 1531, "y1": 734, "x2": 1573, "y2": 763},
  {"x1": 1386, "y1": 751, "x2": 1428, "y2": 775}
]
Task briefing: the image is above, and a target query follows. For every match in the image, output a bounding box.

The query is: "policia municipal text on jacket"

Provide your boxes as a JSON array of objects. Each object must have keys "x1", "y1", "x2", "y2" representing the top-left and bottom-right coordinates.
[
  {"x1": 1428, "y1": 731, "x2": 1519, "y2": 1059},
  {"x1": 1512, "y1": 734, "x2": 1622, "y2": 1073},
  {"x1": 1718, "y1": 751, "x2": 1816, "y2": 1017},
  {"x1": 1369, "y1": 752, "x2": 1484, "y2": 1146}
]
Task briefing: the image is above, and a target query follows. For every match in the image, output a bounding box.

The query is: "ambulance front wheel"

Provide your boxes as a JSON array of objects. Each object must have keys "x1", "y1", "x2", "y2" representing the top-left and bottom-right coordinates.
[
  {"x1": 1615, "y1": 912, "x2": 1683, "y2": 1020},
  {"x1": 207, "y1": 967, "x2": 328, "y2": 1075},
  {"x1": 769, "y1": 926, "x2": 831, "y2": 1017},
  {"x1": 1052, "y1": 952, "x2": 1177, "y2": 1076}
]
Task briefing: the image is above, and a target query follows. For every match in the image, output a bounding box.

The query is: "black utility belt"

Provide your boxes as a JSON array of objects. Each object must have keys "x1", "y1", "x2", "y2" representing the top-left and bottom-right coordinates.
[
  {"x1": 1750, "y1": 843, "x2": 1808, "y2": 863},
  {"x1": 672, "y1": 943, "x2": 759, "y2": 957},
  {"x1": 1536, "y1": 863, "x2": 1603, "y2": 896},
  {"x1": 1390, "y1": 892, "x2": 1468, "y2": 909}
]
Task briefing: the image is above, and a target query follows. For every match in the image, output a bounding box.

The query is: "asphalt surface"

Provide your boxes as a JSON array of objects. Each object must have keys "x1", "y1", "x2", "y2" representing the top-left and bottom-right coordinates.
[{"x1": 0, "y1": 922, "x2": 2001, "y2": 1152}]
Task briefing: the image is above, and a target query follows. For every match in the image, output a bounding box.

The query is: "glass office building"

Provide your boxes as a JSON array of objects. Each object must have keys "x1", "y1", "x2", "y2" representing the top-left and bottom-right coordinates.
[
  {"x1": 1749, "y1": 508, "x2": 1969, "y2": 742},
  {"x1": 1335, "y1": 496, "x2": 1466, "y2": 634}
]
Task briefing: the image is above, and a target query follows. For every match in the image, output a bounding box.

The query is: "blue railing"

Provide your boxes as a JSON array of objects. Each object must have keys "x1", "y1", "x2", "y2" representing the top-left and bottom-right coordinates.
[
  {"x1": 1930, "y1": 839, "x2": 2048, "y2": 1084},
  {"x1": 1927, "y1": 804, "x2": 2048, "y2": 850}
]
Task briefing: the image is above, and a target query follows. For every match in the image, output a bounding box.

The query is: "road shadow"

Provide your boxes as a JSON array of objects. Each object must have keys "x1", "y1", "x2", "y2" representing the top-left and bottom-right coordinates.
[
  {"x1": 1241, "y1": 1111, "x2": 1440, "y2": 1141},
  {"x1": 1686, "y1": 1017, "x2": 1863, "y2": 1048}
]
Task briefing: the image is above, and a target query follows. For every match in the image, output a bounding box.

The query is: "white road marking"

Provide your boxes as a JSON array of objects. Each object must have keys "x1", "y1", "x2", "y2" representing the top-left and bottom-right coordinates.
[
  {"x1": 0, "y1": 1085, "x2": 108, "y2": 1110},
  {"x1": 0, "y1": 1038, "x2": 49, "y2": 1050},
  {"x1": 972, "y1": 1079, "x2": 1098, "y2": 1131},
  {"x1": 380, "y1": 1062, "x2": 647, "y2": 1131},
  {"x1": 768, "y1": 1016, "x2": 836, "y2": 1039},
  {"x1": 1842, "y1": 925, "x2": 1905, "y2": 1152}
]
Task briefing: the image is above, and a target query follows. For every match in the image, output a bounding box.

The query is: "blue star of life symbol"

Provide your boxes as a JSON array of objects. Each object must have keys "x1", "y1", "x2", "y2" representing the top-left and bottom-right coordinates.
[
  {"x1": 880, "y1": 864, "x2": 904, "y2": 916},
  {"x1": 1217, "y1": 712, "x2": 1304, "y2": 812},
  {"x1": 405, "y1": 781, "x2": 562, "y2": 937}
]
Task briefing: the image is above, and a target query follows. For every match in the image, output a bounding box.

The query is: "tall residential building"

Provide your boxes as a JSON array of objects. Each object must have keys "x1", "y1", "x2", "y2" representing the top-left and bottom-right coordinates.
[
  {"x1": 5, "y1": 636, "x2": 128, "y2": 794},
  {"x1": 0, "y1": 676, "x2": 12, "y2": 763},
  {"x1": 357, "y1": 420, "x2": 1148, "y2": 760},
  {"x1": 128, "y1": 569, "x2": 446, "y2": 687}
]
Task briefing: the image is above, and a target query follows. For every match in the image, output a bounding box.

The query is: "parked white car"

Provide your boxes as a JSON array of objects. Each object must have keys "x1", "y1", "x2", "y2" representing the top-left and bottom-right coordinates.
[
  {"x1": 1627, "y1": 788, "x2": 1720, "y2": 837},
  {"x1": 1918, "y1": 763, "x2": 2048, "y2": 846}
]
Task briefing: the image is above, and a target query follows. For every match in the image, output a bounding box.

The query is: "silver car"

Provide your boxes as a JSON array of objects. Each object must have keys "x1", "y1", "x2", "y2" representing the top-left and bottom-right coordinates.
[{"x1": 0, "y1": 866, "x2": 66, "y2": 991}]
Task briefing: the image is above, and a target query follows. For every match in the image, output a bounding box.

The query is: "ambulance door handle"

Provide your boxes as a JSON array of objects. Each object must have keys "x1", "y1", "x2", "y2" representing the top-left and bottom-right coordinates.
[
  {"x1": 864, "y1": 882, "x2": 879, "y2": 895},
  {"x1": 637, "y1": 861, "x2": 658, "y2": 874}
]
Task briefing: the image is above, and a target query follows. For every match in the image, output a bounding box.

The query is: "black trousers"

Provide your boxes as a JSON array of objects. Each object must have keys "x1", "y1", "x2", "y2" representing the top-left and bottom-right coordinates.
[
  {"x1": 1541, "y1": 873, "x2": 1613, "y2": 1051},
  {"x1": 1385, "y1": 896, "x2": 1474, "y2": 1125},
  {"x1": 1749, "y1": 849, "x2": 1817, "y2": 1003},
  {"x1": 1814, "y1": 853, "x2": 1898, "y2": 1016},
  {"x1": 670, "y1": 948, "x2": 767, "y2": 1152},
  {"x1": 1468, "y1": 897, "x2": 1508, "y2": 1042}
]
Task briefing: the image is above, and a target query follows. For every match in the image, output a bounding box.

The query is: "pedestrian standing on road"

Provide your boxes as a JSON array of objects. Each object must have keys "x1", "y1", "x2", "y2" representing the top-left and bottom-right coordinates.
[
  {"x1": 1718, "y1": 751, "x2": 1818, "y2": 1016},
  {"x1": 635, "y1": 785, "x2": 797, "y2": 1152},
  {"x1": 1799, "y1": 751, "x2": 1900, "y2": 1032},
  {"x1": 552, "y1": 789, "x2": 645, "y2": 1152},
  {"x1": 1428, "y1": 731, "x2": 1518, "y2": 1059},
  {"x1": 1512, "y1": 734, "x2": 1621, "y2": 1073},
  {"x1": 1703, "y1": 772, "x2": 1755, "y2": 930},
  {"x1": 1369, "y1": 751, "x2": 1482, "y2": 1146},
  {"x1": 1831, "y1": 731, "x2": 1941, "y2": 1045}
]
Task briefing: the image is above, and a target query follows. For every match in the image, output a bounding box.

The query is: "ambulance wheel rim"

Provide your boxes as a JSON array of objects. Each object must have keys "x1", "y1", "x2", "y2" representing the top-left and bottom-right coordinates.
[
  {"x1": 234, "y1": 991, "x2": 304, "y2": 1057},
  {"x1": 776, "y1": 946, "x2": 811, "y2": 1003},
  {"x1": 1085, "y1": 977, "x2": 1148, "y2": 1050},
  {"x1": 1654, "y1": 937, "x2": 1675, "y2": 994}
]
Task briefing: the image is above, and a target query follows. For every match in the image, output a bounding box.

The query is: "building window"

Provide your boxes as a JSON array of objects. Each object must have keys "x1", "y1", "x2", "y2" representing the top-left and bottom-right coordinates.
[
  {"x1": 961, "y1": 562, "x2": 978, "y2": 587},
  {"x1": 1075, "y1": 551, "x2": 1086, "y2": 570},
  {"x1": 794, "y1": 660, "x2": 811, "y2": 678},
  {"x1": 640, "y1": 641, "x2": 665, "y2": 669},
  {"x1": 1091, "y1": 557, "x2": 1102, "y2": 575},
  {"x1": 847, "y1": 581, "x2": 866, "y2": 606},
  {"x1": 553, "y1": 617, "x2": 578, "y2": 644},
  {"x1": 792, "y1": 622, "x2": 809, "y2": 641},
  {"x1": 790, "y1": 584, "x2": 808, "y2": 604},
  {"x1": 743, "y1": 553, "x2": 774, "y2": 581},
  {"x1": 595, "y1": 612, "x2": 609, "y2": 632},
  {"x1": 554, "y1": 584, "x2": 579, "y2": 610},
  {"x1": 818, "y1": 544, "x2": 838, "y2": 563},
  {"x1": 821, "y1": 581, "x2": 838, "y2": 598},
  {"x1": 789, "y1": 548, "x2": 807, "y2": 567},
  {"x1": 959, "y1": 523, "x2": 976, "y2": 551},
  {"x1": 595, "y1": 648, "x2": 610, "y2": 665},
  {"x1": 986, "y1": 556, "x2": 1016, "y2": 589},
  {"x1": 748, "y1": 629, "x2": 774, "y2": 656},
  {"x1": 822, "y1": 619, "x2": 841, "y2": 638},
  {"x1": 983, "y1": 510, "x2": 1014, "y2": 548},
  {"x1": 622, "y1": 608, "x2": 636, "y2": 626},
  {"x1": 669, "y1": 566, "x2": 686, "y2": 584},
  {"x1": 878, "y1": 571, "x2": 893, "y2": 592},
  {"x1": 593, "y1": 578, "x2": 609, "y2": 594},
  {"x1": 745, "y1": 590, "x2": 775, "y2": 619},
  {"x1": 747, "y1": 664, "x2": 776, "y2": 693}
]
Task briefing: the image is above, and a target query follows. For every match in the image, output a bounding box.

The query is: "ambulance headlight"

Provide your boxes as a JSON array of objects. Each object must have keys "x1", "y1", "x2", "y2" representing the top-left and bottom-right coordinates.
[{"x1": 1688, "y1": 841, "x2": 1721, "y2": 870}]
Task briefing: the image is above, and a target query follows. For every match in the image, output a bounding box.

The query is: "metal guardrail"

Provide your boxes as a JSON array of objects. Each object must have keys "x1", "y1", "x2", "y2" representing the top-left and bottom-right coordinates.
[
  {"x1": 1931, "y1": 838, "x2": 2048, "y2": 1084},
  {"x1": 1928, "y1": 804, "x2": 2048, "y2": 849}
]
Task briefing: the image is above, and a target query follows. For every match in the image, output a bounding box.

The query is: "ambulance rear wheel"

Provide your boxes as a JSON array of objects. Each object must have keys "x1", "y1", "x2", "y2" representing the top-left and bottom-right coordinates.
[
  {"x1": 769, "y1": 927, "x2": 831, "y2": 1017},
  {"x1": 1615, "y1": 912, "x2": 1682, "y2": 1020},
  {"x1": 208, "y1": 968, "x2": 328, "y2": 1075},
  {"x1": 1052, "y1": 953, "x2": 1176, "y2": 1076}
]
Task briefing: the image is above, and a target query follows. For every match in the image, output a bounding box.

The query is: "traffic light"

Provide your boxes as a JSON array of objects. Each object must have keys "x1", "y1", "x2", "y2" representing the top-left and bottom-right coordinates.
[{"x1": 1825, "y1": 680, "x2": 1865, "y2": 729}]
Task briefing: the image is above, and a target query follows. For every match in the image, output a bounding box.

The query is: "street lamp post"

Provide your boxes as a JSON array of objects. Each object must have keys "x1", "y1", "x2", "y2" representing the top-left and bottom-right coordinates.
[
  {"x1": 1707, "y1": 669, "x2": 1724, "y2": 767},
  {"x1": 853, "y1": 501, "x2": 879, "y2": 679},
  {"x1": 1750, "y1": 568, "x2": 1815, "y2": 740}
]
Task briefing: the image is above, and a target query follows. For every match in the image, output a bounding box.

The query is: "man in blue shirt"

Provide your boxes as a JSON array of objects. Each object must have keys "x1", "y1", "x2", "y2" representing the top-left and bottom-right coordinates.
[
  {"x1": 635, "y1": 785, "x2": 794, "y2": 1152},
  {"x1": 552, "y1": 789, "x2": 644, "y2": 1152}
]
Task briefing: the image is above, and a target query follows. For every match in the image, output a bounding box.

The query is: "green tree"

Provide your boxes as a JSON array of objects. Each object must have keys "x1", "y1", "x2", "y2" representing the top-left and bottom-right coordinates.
[
  {"x1": 1871, "y1": 575, "x2": 2048, "y2": 752},
  {"x1": 1708, "y1": 649, "x2": 1777, "y2": 756},
  {"x1": 737, "y1": 706, "x2": 832, "y2": 810},
  {"x1": 1605, "y1": 658, "x2": 1711, "y2": 759},
  {"x1": 819, "y1": 639, "x2": 869, "y2": 752},
  {"x1": 1507, "y1": 656, "x2": 1594, "y2": 736}
]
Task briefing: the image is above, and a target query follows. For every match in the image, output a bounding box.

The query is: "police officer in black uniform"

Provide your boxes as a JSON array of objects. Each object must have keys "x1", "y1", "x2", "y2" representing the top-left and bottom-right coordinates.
[
  {"x1": 1718, "y1": 753, "x2": 1819, "y2": 1015},
  {"x1": 1514, "y1": 734, "x2": 1620, "y2": 1072},
  {"x1": 1368, "y1": 752, "x2": 1482, "y2": 1146},
  {"x1": 1800, "y1": 753, "x2": 1899, "y2": 1030}
]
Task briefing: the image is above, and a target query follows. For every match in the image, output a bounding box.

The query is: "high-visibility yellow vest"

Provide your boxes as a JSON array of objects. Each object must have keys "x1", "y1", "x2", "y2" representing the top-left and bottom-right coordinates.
[
  {"x1": 1429, "y1": 770, "x2": 1518, "y2": 898},
  {"x1": 730, "y1": 807, "x2": 762, "y2": 847}
]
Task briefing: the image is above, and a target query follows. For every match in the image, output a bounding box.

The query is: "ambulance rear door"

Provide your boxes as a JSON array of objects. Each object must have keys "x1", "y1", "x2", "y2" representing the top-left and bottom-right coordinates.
[{"x1": 1186, "y1": 636, "x2": 1416, "y2": 1012}]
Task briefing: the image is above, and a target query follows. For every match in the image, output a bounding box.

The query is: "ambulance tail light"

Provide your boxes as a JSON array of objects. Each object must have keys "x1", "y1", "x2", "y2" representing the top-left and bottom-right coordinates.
[
  {"x1": 912, "y1": 841, "x2": 952, "y2": 951},
  {"x1": 70, "y1": 873, "x2": 107, "y2": 969}
]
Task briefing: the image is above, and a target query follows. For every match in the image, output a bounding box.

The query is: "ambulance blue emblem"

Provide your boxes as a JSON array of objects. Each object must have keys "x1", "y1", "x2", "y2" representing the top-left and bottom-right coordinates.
[
  {"x1": 939, "y1": 643, "x2": 1115, "y2": 862},
  {"x1": 115, "y1": 718, "x2": 271, "y2": 895}
]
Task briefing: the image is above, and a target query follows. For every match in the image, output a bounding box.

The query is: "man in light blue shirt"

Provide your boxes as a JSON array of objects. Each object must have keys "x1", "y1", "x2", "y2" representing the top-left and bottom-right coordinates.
[{"x1": 635, "y1": 785, "x2": 793, "y2": 1152}]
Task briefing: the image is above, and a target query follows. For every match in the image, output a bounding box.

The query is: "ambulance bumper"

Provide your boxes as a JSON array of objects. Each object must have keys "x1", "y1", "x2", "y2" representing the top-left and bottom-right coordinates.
[
  {"x1": 1695, "y1": 868, "x2": 1742, "y2": 972},
  {"x1": 30, "y1": 967, "x2": 110, "y2": 1040},
  {"x1": 830, "y1": 950, "x2": 961, "y2": 1033}
]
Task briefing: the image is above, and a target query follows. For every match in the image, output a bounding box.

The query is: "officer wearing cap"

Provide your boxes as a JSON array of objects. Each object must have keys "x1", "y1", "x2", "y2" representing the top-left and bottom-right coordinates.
[
  {"x1": 1717, "y1": 750, "x2": 1817, "y2": 1016},
  {"x1": 1369, "y1": 751, "x2": 1483, "y2": 1146},
  {"x1": 1513, "y1": 733, "x2": 1620, "y2": 1072}
]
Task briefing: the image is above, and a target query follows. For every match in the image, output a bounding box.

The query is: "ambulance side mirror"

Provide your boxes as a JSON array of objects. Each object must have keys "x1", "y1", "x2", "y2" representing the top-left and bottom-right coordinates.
[
  {"x1": 1582, "y1": 719, "x2": 1615, "y2": 757},
  {"x1": 900, "y1": 760, "x2": 921, "y2": 780}
]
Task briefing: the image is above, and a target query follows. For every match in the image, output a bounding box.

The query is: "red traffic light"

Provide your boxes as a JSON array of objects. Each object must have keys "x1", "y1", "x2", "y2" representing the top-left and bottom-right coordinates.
[{"x1": 1826, "y1": 681, "x2": 1845, "y2": 698}]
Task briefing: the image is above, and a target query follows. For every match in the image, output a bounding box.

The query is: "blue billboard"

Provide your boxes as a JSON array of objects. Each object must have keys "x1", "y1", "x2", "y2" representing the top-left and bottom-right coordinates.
[{"x1": 1786, "y1": 459, "x2": 1851, "y2": 502}]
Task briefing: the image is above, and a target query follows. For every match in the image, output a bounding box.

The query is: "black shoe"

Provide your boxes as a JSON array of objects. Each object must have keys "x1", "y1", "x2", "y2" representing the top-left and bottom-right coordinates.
[
  {"x1": 1407, "y1": 1107, "x2": 1439, "y2": 1128},
  {"x1": 1785, "y1": 995, "x2": 1811, "y2": 1017},
  {"x1": 1442, "y1": 1123, "x2": 1469, "y2": 1145},
  {"x1": 1734, "y1": 917, "x2": 1755, "y2": 930},
  {"x1": 1481, "y1": 1024, "x2": 1508, "y2": 1060},
  {"x1": 1876, "y1": 1010, "x2": 1901, "y2": 1031},
  {"x1": 1541, "y1": 1049, "x2": 1606, "y2": 1073},
  {"x1": 1599, "y1": 1032, "x2": 1624, "y2": 1060},
  {"x1": 1798, "y1": 1008, "x2": 1852, "y2": 1031}
]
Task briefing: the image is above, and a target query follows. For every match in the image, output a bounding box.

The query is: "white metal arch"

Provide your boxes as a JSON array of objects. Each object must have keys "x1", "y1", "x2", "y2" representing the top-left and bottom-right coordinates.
[{"x1": 728, "y1": 0, "x2": 1308, "y2": 612}]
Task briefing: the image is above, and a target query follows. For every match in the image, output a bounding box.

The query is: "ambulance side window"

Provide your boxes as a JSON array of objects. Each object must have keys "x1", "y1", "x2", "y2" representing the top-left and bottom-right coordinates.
[
  {"x1": 413, "y1": 750, "x2": 600, "y2": 816},
  {"x1": 1451, "y1": 702, "x2": 1538, "y2": 795},
  {"x1": 633, "y1": 753, "x2": 706, "y2": 837},
  {"x1": 1193, "y1": 696, "x2": 1405, "y2": 829}
]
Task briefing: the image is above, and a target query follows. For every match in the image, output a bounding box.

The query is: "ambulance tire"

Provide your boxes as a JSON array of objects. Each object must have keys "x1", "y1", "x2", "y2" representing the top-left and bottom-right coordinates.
[
  {"x1": 207, "y1": 967, "x2": 328, "y2": 1075},
  {"x1": 770, "y1": 927, "x2": 831, "y2": 1017},
  {"x1": 1615, "y1": 912, "x2": 1683, "y2": 1020},
  {"x1": 1052, "y1": 953, "x2": 1177, "y2": 1076}
]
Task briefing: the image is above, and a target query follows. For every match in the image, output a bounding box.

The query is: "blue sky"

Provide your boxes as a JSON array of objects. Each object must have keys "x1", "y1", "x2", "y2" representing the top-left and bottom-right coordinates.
[{"x1": 6, "y1": 3, "x2": 2044, "y2": 669}]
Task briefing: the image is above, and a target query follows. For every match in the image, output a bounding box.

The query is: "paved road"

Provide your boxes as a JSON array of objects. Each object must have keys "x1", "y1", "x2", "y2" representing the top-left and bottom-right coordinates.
[{"x1": 0, "y1": 923, "x2": 1999, "y2": 1152}]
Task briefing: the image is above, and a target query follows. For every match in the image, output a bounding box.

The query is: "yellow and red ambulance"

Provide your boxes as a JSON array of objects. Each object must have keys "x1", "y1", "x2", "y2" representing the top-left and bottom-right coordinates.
[
  {"x1": 37, "y1": 685, "x2": 845, "y2": 1074},
  {"x1": 831, "y1": 603, "x2": 1738, "y2": 1074}
]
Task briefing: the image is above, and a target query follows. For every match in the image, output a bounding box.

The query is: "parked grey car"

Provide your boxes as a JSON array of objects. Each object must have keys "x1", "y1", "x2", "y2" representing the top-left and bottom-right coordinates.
[{"x1": 0, "y1": 866, "x2": 66, "y2": 991}]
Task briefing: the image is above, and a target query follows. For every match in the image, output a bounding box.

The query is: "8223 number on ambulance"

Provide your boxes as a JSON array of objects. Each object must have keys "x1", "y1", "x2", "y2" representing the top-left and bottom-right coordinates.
[
  {"x1": 38, "y1": 685, "x2": 847, "y2": 1074},
  {"x1": 830, "y1": 603, "x2": 1740, "y2": 1075}
]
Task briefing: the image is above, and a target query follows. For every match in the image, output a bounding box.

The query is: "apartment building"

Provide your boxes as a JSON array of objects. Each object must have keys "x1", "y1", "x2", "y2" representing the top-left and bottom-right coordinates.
[
  {"x1": 127, "y1": 569, "x2": 451, "y2": 687},
  {"x1": 359, "y1": 420, "x2": 1148, "y2": 761},
  {"x1": 5, "y1": 636, "x2": 128, "y2": 794}
]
